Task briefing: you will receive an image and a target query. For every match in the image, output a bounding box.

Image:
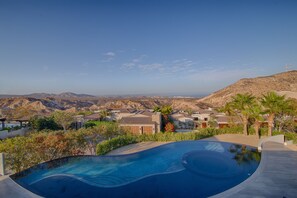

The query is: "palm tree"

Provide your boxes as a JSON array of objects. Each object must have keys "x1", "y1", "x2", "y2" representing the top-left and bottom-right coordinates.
[
  {"x1": 260, "y1": 92, "x2": 292, "y2": 136},
  {"x1": 230, "y1": 93, "x2": 255, "y2": 135},
  {"x1": 219, "y1": 102, "x2": 235, "y2": 116},
  {"x1": 99, "y1": 110, "x2": 110, "y2": 121},
  {"x1": 153, "y1": 106, "x2": 161, "y2": 113},
  {"x1": 248, "y1": 102, "x2": 264, "y2": 138},
  {"x1": 161, "y1": 105, "x2": 173, "y2": 115}
]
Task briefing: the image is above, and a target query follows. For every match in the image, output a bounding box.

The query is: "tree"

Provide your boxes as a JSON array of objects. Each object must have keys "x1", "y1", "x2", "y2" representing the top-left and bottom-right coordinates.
[
  {"x1": 52, "y1": 111, "x2": 75, "y2": 131},
  {"x1": 29, "y1": 116, "x2": 61, "y2": 131},
  {"x1": 164, "y1": 122, "x2": 175, "y2": 132},
  {"x1": 185, "y1": 108, "x2": 194, "y2": 116},
  {"x1": 219, "y1": 102, "x2": 235, "y2": 116},
  {"x1": 261, "y1": 92, "x2": 292, "y2": 136},
  {"x1": 273, "y1": 98, "x2": 297, "y2": 132},
  {"x1": 229, "y1": 93, "x2": 256, "y2": 135},
  {"x1": 79, "y1": 123, "x2": 123, "y2": 154},
  {"x1": 161, "y1": 105, "x2": 173, "y2": 115},
  {"x1": 248, "y1": 102, "x2": 264, "y2": 138},
  {"x1": 153, "y1": 106, "x2": 161, "y2": 113},
  {"x1": 99, "y1": 110, "x2": 111, "y2": 121}
]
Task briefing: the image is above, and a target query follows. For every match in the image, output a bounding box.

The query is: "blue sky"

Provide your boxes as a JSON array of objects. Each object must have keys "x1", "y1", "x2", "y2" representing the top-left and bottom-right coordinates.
[{"x1": 1, "y1": 0, "x2": 296, "y2": 96}]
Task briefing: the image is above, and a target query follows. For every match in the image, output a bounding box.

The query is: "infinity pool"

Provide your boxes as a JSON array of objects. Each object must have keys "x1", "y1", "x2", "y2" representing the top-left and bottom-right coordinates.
[{"x1": 11, "y1": 141, "x2": 261, "y2": 198}]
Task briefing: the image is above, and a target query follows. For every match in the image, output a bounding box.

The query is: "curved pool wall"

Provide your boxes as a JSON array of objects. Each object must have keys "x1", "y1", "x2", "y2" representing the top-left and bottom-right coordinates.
[{"x1": 11, "y1": 141, "x2": 261, "y2": 198}]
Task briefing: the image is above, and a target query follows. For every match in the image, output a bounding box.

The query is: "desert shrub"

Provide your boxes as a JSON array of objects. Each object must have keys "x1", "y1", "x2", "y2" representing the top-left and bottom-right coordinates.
[
  {"x1": 0, "y1": 136, "x2": 37, "y2": 173},
  {"x1": 96, "y1": 135, "x2": 137, "y2": 155},
  {"x1": 0, "y1": 125, "x2": 124, "y2": 173},
  {"x1": 84, "y1": 122, "x2": 97, "y2": 128}
]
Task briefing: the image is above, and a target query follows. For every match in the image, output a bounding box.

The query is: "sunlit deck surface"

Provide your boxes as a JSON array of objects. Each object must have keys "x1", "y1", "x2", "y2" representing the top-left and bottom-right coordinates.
[{"x1": 0, "y1": 135, "x2": 296, "y2": 198}]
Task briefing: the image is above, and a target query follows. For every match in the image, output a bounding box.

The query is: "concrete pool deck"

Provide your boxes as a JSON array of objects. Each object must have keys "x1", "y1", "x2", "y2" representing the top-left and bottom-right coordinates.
[
  {"x1": 0, "y1": 134, "x2": 296, "y2": 198},
  {"x1": 212, "y1": 141, "x2": 297, "y2": 198}
]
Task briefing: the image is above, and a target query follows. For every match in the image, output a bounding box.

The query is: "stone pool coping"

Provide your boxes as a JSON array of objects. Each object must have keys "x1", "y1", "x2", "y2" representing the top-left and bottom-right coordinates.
[
  {"x1": 0, "y1": 134, "x2": 296, "y2": 198},
  {"x1": 211, "y1": 141, "x2": 297, "y2": 198}
]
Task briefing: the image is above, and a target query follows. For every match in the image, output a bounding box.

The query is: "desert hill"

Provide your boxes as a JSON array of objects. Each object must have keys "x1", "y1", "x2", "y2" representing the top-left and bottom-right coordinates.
[
  {"x1": 0, "y1": 96, "x2": 207, "y2": 119},
  {"x1": 1, "y1": 70, "x2": 296, "y2": 118},
  {"x1": 198, "y1": 70, "x2": 297, "y2": 107}
]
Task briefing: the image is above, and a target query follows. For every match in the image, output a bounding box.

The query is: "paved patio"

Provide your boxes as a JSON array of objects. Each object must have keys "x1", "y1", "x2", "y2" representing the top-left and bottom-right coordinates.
[
  {"x1": 0, "y1": 176, "x2": 41, "y2": 198},
  {"x1": 0, "y1": 134, "x2": 296, "y2": 198}
]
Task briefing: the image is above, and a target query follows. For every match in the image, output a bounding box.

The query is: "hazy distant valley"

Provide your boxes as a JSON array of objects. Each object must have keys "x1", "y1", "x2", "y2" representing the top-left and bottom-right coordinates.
[{"x1": 0, "y1": 70, "x2": 296, "y2": 118}]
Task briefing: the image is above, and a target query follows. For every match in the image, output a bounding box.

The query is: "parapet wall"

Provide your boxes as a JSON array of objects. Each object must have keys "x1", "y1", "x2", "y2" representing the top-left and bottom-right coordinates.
[{"x1": 257, "y1": 135, "x2": 285, "y2": 151}]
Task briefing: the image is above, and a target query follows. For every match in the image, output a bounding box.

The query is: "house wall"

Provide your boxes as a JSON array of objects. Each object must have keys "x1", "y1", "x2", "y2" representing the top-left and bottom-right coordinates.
[
  {"x1": 120, "y1": 124, "x2": 155, "y2": 134},
  {"x1": 143, "y1": 126, "x2": 154, "y2": 134},
  {"x1": 151, "y1": 112, "x2": 161, "y2": 132},
  {"x1": 122, "y1": 126, "x2": 141, "y2": 134},
  {"x1": 201, "y1": 122, "x2": 207, "y2": 128},
  {"x1": 218, "y1": 123, "x2": 229, "y2": 128}
]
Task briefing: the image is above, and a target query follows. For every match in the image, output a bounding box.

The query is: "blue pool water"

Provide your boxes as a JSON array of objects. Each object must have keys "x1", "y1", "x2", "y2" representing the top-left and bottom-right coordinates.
[{"x1": 12, "y1": 141, "x2": 261, "y2": 198}]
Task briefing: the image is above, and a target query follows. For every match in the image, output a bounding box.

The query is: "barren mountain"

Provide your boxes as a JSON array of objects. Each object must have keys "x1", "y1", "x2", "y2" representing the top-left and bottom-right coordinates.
[
  {"x1": 198, "y1": 70, "x2": 297, "y2": 107},
  {"x1": 0, "y1": 96, "x2": 206, "y2": 118}
]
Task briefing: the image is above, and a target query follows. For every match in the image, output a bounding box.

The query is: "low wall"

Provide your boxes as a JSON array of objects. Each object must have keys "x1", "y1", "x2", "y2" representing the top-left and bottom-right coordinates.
[
  {"x1": 0, "y1": 128, "x2": 29, "y2": 140},
  {"x1": 257, "y1": 135, "x2": 285, "y2": 151}
]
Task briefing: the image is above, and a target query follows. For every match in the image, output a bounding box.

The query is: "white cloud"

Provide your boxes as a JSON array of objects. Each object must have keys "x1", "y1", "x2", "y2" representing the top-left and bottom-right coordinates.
[
  {"x1": 122, "y1": 62, "x2": 136, "y2": 69},
  {"x1": 121, "y1": 55, "x2": 147, "y2": 70},
  {"x1": 121, "y1": 57, "x2": 198, "y2": 76},
  {"x1": 105, "y1": 52, "x2": 115, "y2": 57},
  {"x1": 102, "y1": 51, "x2": 116, "y2": 62},
  {"x1": 138, "y1": 63, "x2": 164, "y2": 72}
]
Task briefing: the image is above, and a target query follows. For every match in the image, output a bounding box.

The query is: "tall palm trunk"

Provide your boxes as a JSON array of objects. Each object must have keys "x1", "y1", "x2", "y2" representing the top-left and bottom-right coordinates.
[
  {"x1": 267, "y1": 114, "x2": 275, "y2": 136},
  {"x1": 243, "y1": 116, "x2": 248, "y2": 136},
  {"x1": 254, "y1": 120, "x2": 260, "y2": 138}
]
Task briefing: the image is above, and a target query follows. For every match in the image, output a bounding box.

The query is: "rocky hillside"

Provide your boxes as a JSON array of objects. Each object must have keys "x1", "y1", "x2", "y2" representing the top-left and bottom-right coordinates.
[
  {"x1": 198, "y1": 70, "x2": 297, "y2": 107},
  {"x1": 0, "y1": 96, "x2": 207, "y2": 118}
]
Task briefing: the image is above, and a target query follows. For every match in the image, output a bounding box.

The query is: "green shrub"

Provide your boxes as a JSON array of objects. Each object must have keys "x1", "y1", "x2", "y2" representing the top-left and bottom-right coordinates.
[
  {"x1": 273, "y1": 131, "x2": 297, "y2": 144},
  {"x1": 84, "y1": 122, "x2": 96, "y2": 128},
  {"x1": 96, "y1": 127, "x2": 245, "y2": 155},
  {"x1": 96, "y1": 135, "x2": 138, "y2": 155},
  {"x1": 29, "y1": 116, "x2": 62, "y2": 131}
]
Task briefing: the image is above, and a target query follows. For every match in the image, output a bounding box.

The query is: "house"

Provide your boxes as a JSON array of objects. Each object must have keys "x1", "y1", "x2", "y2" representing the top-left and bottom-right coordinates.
[
  {"x1": 110, "y1": 109, "x2": 137, "y2": 120},
  {"x1": 84, "y1": 113, "x2": 101, "y2": 121},
  {"x1": 119, "y1": 112, "x2": 161, "y2": 135},
  {"x1": 170, "y1": 113, "x2": 194, "y2": 130},
  {"x1": 0, "y1": 117, "x2": 6, "y2": 130},
  {"x1": 191, "y1": 108, "x2": 217, "y2": 128},
  {"x1": 216, "y1": 116, "x2": 241, "y2": 128}
]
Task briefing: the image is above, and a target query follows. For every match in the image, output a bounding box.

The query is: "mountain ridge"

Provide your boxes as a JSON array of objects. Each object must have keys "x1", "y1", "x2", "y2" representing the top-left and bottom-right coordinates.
[{"x1": 198, "y1": 70, "x2": 297, "y2": 107}]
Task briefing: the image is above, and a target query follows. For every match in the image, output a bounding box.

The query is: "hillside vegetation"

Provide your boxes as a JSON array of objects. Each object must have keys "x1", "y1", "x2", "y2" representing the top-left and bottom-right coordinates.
[{"x1": 198, "y1": 70, "x2": 297, "y2": 107}]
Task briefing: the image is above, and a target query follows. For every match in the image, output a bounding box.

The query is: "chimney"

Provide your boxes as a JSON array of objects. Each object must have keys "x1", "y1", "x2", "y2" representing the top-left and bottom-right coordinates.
[{"x1": 152, "y1": 112, "x2": 161, "y2": 133}]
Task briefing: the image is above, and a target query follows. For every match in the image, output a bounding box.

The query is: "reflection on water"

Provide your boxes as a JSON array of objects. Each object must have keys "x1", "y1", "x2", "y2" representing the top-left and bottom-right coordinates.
[{"x1": 229, "y1": 144, "x2": 261, "y2": 165}]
